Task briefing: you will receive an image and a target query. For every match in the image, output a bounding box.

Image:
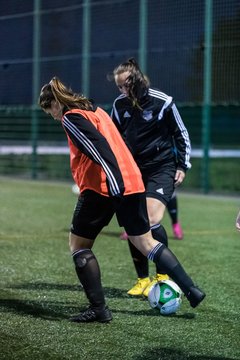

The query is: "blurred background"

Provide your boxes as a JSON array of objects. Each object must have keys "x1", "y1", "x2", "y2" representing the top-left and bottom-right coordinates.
[{"x1": 0, "y1": 0, "x2": 239, "y2": 193}]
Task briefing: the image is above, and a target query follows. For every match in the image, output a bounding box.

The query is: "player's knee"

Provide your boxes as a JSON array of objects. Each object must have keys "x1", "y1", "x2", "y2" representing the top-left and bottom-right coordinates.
[
  {"x1": 69, "y1": 232, "x2": 83, "y2": 252},
  {"x1": 69, "y1": 232, "x2": 76, "y2": 252},
  {"x1": 69, "y1": 232, "x2": 94, "y2": 252},
  {"x1": 149, "y1": 215, "x2": 163, "y2": 226},
  {"x1": 147, "y1": 199, "x2": 165, "y2": 224},
  {"x1": 148, "y1": 209, "x2": 165, "y2": 226}
]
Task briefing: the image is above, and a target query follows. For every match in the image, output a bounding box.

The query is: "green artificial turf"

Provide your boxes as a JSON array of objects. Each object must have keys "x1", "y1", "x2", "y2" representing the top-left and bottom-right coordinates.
[{"x1": 0, "y1": 177, "x2": 239, "y2": 360}]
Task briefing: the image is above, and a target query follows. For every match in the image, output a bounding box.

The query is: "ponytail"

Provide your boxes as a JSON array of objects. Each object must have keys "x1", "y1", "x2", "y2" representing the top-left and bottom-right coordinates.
[{"x1": 39, "y1": 77, "x2": 93, "y2": 111}]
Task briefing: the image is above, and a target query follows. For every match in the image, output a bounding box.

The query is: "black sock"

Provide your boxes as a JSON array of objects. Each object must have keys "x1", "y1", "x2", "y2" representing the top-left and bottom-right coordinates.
[
  {"x1": 148, "y1": 243, "x2": 194, "y2": 295},
  {"x1": 167, "y1": 193, "x2": 178, "y2": 224},
  {"x1": 127, "y1": 224, "x2": 168, "y2": 277},
  {"x1": 128, "y1": 240, "x2": 149, "y2": 278},
  {"x1": 72, "y1": 249, "x2": 105, "y2": 309},
  {"x1": 151, "y1": 224, "x2": 168, "y2": 247},
  {"x1": 151, "y1": 224, "x2": 168, "y2": 274}
]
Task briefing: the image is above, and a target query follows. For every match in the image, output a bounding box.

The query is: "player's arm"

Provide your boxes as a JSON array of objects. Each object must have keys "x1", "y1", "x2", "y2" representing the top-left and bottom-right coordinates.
[
  {"x1": 111, "y1": 107, "x2": 123, "y2": 134},
  {"x1": 62, "y1": 113, "x2": 125, "y2": 198},
  {"x1": 167, "y1": 103, "x2": 191, "y2": 173},
  {"x1": 110, "y1": 98, "x2": 130, "y2": 136}
]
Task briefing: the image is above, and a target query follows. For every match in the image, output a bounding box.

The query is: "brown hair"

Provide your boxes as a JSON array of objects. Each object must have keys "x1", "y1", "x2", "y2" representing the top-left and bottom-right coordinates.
[
  {"x1": 38, "y1": 77, "x2": 93, "y2": 111},
  {"x1": 110, "y1": 58, "x2": 150, "y2": 108}
]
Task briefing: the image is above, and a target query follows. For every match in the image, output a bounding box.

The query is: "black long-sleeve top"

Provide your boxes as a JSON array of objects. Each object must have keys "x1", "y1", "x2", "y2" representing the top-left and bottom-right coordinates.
[{"x1": 111, "y1": 88, "x2": 191, "y2": 172}]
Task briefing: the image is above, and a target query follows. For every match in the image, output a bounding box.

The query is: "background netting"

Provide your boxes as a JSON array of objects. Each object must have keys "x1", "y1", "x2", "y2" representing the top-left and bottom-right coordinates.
[
  {"x1": 0, "y1": 0, "x2": 239, "y2": 191},
  {"x1": 0, "y1": 0, "x2": 239, "y2": 105}
]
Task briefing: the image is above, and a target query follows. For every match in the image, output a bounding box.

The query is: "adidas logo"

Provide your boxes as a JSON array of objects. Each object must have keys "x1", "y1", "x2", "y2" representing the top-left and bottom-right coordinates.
[
  {"x1": 156, "y1": 188, "x2": 164, "y2": 194},
  {"x1": 123, "y1": 111, "x2": 131, "y2": 118}
]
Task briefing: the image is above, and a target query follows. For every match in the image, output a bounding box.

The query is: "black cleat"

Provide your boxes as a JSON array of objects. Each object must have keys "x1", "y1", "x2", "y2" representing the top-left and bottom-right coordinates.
[
  {"x1": 186, "y1": 286, "x2": 206, "y2": 308},
  {"x1": 69, "y1": 306, "x2": 112, "y2": 323}
]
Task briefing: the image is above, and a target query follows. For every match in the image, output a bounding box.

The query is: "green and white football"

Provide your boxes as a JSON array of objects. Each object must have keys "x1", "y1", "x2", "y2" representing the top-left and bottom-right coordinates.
[{"x1": 148, "y1": 279, "x2": 182, "y2": 315}]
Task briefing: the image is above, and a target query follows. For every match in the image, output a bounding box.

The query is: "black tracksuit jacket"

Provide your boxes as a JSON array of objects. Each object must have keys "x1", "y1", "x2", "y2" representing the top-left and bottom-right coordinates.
[{"x1": 111, "y1": 88, "x2": 191, "y2": 172}]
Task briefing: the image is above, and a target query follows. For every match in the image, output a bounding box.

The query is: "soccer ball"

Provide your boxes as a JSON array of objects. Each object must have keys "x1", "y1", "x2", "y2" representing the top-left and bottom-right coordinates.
[{"x1": 148, "y1": 279, "x2": 182, "y2": 315}]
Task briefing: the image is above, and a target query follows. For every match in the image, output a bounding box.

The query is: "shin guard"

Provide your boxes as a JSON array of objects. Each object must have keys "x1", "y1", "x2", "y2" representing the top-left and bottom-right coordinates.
[{"x1": 72, "y1": 249, "x2": 105, "y2": 309}]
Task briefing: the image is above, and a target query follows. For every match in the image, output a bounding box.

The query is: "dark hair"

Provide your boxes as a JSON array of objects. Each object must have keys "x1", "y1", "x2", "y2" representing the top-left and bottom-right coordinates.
[
  {"x1": 38, "y1": 77, "x2": 93, "y2": 111},
  {"x1": 110, "y1": 57, "x2": 150, "y2": 108}
]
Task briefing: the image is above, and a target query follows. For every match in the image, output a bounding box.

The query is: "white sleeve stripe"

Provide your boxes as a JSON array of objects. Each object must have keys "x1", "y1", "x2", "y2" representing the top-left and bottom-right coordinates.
[
  {"x1": 112, "y1": 94, "x2": 128, "y2": 125},
  {"x1": 172, "y1": 104, "x2": 192, "y2": 168},
  {"x1": 158, "y1": 97, "x2": 173, "y2": 120},
  {"x1": 148, "y1": 89, "x2": 173, "y2": 120},
  {"x1": 112, "y1": 103, "x2": 120, "y2": 124},
  {"x1": 149, "y1": 88, "x2": 169, "y2": 101},
  {"x1": 63, "y1": 117, "x2": 121, "y2": 196}
]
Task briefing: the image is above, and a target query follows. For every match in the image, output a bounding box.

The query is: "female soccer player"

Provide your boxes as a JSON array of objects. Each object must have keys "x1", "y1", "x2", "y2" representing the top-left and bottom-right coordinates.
[
  {"x1": 110, "y1": 58, "x2": 189, "y2": 296},
  {"x1": 38, "y1": 77, "x2": 205, "y2": 323}
]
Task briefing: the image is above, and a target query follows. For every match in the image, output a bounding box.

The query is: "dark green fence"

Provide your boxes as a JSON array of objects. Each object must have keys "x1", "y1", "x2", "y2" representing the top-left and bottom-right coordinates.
[
  {"x1": 0, "y1": 105, "x2": 239, "y2": 193},
  {"x1": 1, "y1": 0, "x2": 239, "y2": 193}
]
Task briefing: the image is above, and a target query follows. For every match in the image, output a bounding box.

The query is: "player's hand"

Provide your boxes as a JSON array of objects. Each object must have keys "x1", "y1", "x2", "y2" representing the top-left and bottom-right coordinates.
[{"x1": 174, "y1": 170, "x2": 185, "y2": 187}]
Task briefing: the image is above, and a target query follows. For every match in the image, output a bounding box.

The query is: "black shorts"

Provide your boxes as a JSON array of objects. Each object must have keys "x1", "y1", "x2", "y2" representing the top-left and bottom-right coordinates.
[
  {"x1": 141, "y1": 162, "x2": 176, "y2": 206},
  {"x1": 70, "y1": 190, "x2": 150, "y2": 239}
]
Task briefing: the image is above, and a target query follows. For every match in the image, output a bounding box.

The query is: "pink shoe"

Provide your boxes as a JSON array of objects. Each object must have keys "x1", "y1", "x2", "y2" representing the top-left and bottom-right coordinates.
[
  {"x1": 119, "y1": 231, "x2": 128, "y2": 240},
  {"x1": 172, "y1": 222, "x2": 183, "y2": 240}
]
